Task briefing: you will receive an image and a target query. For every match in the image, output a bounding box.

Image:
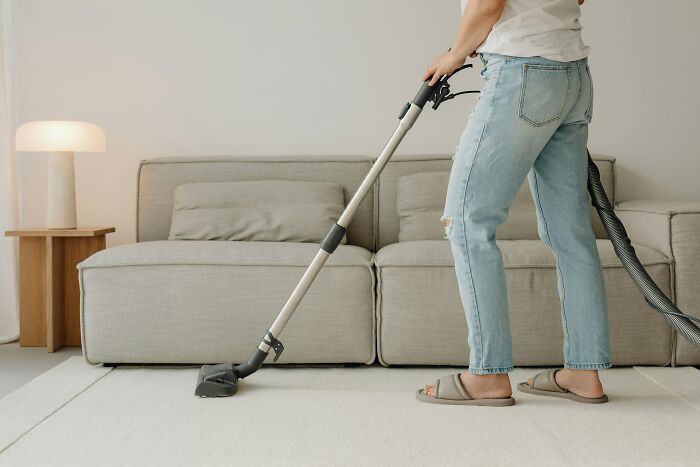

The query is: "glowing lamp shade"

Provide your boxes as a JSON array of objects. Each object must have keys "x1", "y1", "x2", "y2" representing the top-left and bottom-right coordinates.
[
  {"x1": 16, "y1": 121, "x2": 105, "y2": 152},
  {"x1": 15, "y1": 121, "x2": 106, "y2": 229}
]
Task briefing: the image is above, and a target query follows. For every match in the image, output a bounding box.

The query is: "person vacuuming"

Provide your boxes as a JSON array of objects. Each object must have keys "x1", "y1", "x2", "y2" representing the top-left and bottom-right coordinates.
[
  {"x1": 195, "y1": 0, "x2": 700, "y2": 398},
  {"x1": 417, "y1": 0, "x2": 608, "y2": 406},
  {"x1": 417, "y1": 0, "x2": 699, "y2": 406}
]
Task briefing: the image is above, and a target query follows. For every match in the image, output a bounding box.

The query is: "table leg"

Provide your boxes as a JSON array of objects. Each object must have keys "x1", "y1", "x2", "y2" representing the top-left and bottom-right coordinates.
[
  {"x1": 47, "y1": 237, "x2": 65, "y2": 352},
  {"x1": 63, "y1": 235, "x2": 106, "y2": 347},
  {"x1": 18, "y1": 237, "x2": 47, "y2": 347}
]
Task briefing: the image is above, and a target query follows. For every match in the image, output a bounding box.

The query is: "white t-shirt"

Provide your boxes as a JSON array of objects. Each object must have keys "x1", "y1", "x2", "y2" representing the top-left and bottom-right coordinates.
[{"x1": 472, "y1": 0, "x2": 589, "y2": 62}]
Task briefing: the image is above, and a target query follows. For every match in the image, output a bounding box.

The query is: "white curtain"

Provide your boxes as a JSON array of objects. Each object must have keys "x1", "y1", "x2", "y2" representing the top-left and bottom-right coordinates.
[{"x1": 0, "y1": 0, "x2": 18, "y2": 344}]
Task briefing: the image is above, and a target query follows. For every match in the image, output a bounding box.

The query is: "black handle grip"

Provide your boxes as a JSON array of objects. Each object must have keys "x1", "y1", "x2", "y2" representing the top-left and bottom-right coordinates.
[
  {"x1": 411, "y1": 80, "x2": 437, "y2": 109},
  {"x1": 408, "y1": 52, "x2": 475, "y2": 113},
  {"x1": 412, "y1": 47, "x2": 457, "y2": 108},
  {"x1": 411, "y1": 63, "x2": 472, "y2": 109}
]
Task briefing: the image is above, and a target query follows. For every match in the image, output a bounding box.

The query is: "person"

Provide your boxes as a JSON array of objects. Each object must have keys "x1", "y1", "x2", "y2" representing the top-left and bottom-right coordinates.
[{"x1": 417, "y1": 0, "x2": 611, "y2": 406}]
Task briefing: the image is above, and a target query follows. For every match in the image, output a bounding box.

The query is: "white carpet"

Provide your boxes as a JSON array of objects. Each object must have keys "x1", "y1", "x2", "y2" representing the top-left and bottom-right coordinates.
[{"x1": 2, "y1": 358, "x2": 700, "y2": 467}]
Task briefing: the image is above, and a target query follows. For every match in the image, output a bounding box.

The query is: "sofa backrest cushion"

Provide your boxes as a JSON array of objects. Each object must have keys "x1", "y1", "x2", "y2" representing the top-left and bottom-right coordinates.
[
  {"x1": 378, "y1": 154, "x2": 616, "y2": 248},
  {"x1": 397, "y1": 172, "x2": 450, "y2": 242},
  {"x1": 169, "y1": 180, "x2": 346, "y2": 243},
  {"x1": 137, "y1": 156, "x2": 375, "y2": 250}
]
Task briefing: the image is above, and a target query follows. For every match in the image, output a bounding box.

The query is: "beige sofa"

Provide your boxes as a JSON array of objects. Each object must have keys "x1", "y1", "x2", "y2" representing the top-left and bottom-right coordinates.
[{"x1": 78, "y1": 155, "x2": 700, "y2": 367}]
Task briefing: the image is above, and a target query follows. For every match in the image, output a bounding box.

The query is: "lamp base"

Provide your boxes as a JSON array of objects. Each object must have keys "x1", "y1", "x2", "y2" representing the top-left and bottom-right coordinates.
[{"x1": 47, "y1": 151, "x2": 77, "y2": 229}]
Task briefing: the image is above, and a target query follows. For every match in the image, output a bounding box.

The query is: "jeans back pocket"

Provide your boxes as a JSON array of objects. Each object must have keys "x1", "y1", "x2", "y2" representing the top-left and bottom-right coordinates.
[{"x1": 518, "y1": 64, "x2": 573, "y2": 127}]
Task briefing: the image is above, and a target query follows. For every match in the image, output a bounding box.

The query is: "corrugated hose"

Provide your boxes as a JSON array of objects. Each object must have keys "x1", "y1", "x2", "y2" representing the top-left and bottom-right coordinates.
[{"x1": 587, "y1": 151, "x2": 700, "y2": 348}]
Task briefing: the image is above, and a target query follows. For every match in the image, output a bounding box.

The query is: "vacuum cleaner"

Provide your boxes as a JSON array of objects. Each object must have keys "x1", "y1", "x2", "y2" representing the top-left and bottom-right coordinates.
[{"x1": 195, "y1": 64, "x2": 700, "y2": 397}]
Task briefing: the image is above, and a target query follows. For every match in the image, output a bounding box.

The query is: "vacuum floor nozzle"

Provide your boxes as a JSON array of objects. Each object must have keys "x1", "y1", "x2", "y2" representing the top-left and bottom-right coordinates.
[{"x1": 195, "y1": 363, "x2": 239, "y2": 397}]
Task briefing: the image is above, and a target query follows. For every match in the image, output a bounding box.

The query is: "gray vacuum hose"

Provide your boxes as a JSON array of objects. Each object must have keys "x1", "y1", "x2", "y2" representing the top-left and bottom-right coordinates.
[{"x1": 587, "y1": 151, "x2": 700, "y2": 348}]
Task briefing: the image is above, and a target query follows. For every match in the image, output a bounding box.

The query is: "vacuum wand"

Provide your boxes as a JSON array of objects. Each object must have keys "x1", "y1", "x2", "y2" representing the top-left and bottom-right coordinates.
[{"x1": 194, "y1": 69, "x2": 475, "y2": 397}]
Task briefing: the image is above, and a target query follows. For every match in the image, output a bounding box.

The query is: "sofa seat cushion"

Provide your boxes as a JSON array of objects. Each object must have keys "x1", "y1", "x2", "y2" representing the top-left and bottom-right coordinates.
[
  {"x1": 79, "y1": 241, "x2": 374, "y2": 365},
  {"x1": 80, "y1": 240, "x2": 369, "y2": 269},
  {"x1": 374, "y1": 240, "x2": 673, "y2": 366},
  {"x1": 374, "y1": 239, "x2": 670, "y2": 268}
]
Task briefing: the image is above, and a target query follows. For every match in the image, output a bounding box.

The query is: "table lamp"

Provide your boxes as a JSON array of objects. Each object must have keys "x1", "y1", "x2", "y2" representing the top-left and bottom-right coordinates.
[{"x1": 15, "y1": 121, "x2": 106, "y2": 229}]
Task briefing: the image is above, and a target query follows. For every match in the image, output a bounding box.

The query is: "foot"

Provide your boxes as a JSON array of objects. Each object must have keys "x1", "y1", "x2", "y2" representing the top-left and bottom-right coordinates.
[
  {"x1": 424, "y1": 372, "x2": 512, "y2": 399},
  {"x1": 527, "y1": 368, "x2": 604, "y2": 399}
]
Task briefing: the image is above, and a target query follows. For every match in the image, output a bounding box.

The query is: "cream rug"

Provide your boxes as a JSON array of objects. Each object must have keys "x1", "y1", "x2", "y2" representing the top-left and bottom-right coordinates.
[{"x1": 1, "y1": 357, "x2": 700, "y2": 467}]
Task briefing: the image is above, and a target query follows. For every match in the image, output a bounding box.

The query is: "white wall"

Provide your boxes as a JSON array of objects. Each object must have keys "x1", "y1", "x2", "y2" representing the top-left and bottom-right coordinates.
[
  {"x1": 15, "y1": 0, "x2": 700, "y2": 247},
  {"x1": 583, "y1": 1, "x2": 700, "y2": 203}
]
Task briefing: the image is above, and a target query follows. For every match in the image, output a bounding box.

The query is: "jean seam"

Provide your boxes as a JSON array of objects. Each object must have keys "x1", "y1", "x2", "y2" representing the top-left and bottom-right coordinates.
[
  {"x1": 566, "y1": 361, "x2": 612, "y2": 365},
  {"x1": 565, "y1": 362, "x2": 612, "y2": 369},
  {"x1": 459, "y1": 59, "x2": 506, "y2": 370},
  {"x1": 532, "y1": 170, "x2": 572, "y2": 357},
  {"x1": 469, "y1": 366, "x2": 513, "y2": 375},
  {"x1": 470, "y1": 366, "x2": 513, "y2": 370},
  {"x1": 584, "y1": 64, "x2": 594, "y2": 121}
]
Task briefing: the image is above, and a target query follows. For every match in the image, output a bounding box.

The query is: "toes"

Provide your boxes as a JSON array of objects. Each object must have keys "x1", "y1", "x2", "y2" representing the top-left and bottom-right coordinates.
[
  {"x1": 424, "y1": 384, "x2": 435, "y2": 397},
  {"x1": 528, "y1": 377, "x2": 533, "y2": 387}
]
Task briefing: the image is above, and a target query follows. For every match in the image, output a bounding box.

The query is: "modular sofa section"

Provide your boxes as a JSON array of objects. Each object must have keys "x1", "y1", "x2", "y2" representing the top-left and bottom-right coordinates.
[
  {"x1": 79, "y1": 241, "x2": 375, "y2": 365},
  {"x1": 375, "y1": 240, "x2": 673, "y2": 367},
  {"x1": 616, "y1": 201, "x2": 700, "y2": 365}
]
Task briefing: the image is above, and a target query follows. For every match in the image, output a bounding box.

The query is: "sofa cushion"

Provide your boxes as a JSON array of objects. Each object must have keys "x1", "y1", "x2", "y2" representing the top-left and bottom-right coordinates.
[
  {"x1": 374, "y1": 239, "x2": 670, "y2": 268},
  {"x1": 80, "y1": 240, "x2": 369, "y2": 269},
  {"x1": 375, "y1": 240, "x2": 673, "y2": 366},
  {"x1": 79, "y1": 241, "x2": 374, "y2": 364},
  {"x1": 380, "y1": 155, "x2": 616, "y2": 247},
  {"x1": 397, "y1": 172, "x2": 449, "y2": 242},
  {"x1": 169, "y1": 180, "x2": 345, "y2": 243},
  {"x1": 397, "y1": 171, "x2": 545, "y2": 243},
  {"x1": 137, "y1": 156, "x2": 375, "y2": 250}
]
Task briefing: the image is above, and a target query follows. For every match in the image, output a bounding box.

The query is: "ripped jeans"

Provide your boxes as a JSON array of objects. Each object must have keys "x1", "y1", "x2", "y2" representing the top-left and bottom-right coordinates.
[{"x1": 442, "y1": 53, "x2": 611, "y2": 374}]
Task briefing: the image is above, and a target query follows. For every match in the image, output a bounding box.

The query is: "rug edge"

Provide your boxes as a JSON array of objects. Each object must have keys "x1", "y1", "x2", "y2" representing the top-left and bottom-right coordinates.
[
  {"x1": 633, "y1": 365, "x2": 700, "y2": 412},
  {"x1": 0, "y1": 356, "x2": 113, "y2": 455}
]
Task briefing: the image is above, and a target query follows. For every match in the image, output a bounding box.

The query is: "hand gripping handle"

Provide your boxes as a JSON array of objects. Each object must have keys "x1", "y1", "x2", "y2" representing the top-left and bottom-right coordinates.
[{"x1": 411, "y1": 63, "x2": 474, "y2": 110}]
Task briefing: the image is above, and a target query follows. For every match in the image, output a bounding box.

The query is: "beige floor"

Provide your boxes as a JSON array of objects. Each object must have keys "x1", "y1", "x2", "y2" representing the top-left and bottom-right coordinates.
[
  {"x1": 0, "y1": 342, "x2": 82, "y2": 398},
  {"x1": 2, "y1": 357, "x2": 700, "y2": 466}
]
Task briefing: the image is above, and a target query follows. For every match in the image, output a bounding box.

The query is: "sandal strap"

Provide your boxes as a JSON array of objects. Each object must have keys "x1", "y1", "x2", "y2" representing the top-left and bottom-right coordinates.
[
  {"x1": 531, "y1": 369, "x2": 566, "y2": 393},
  {"x1": 435, "y1": 373, "x2": 472, "y2": 401}
]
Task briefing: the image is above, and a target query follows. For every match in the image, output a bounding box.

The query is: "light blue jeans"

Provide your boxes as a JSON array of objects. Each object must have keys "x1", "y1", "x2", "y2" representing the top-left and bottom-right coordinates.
[{"x1": 442, "y1": 53, "x2": 611, "y2": 374}]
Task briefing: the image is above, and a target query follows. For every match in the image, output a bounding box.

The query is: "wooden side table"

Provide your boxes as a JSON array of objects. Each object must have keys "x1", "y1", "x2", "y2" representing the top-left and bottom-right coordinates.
[{"x1": 4, "y1": 227, "x2": 115, "y2": 352}]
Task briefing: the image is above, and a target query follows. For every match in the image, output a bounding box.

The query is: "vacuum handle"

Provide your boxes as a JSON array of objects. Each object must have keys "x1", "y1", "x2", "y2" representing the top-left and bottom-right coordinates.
[
  {"x1": 412, "y1": 80, "x2": 438, "y2": 109},
  {"x1": 412, "y1": 62, "x2": 474, "y2": 110},
  {"x1": 413, "y1": 46, "x2": 455, "y2": 107}
]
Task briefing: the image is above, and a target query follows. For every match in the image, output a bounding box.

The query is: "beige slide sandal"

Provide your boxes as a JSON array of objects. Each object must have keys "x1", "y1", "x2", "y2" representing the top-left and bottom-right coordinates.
[
  {"x1": 416, "y1": 373, "x2": 515, "y2": 407},
  {"x1": 517, "y1": 369, "x2": 608, "y2": 404}
]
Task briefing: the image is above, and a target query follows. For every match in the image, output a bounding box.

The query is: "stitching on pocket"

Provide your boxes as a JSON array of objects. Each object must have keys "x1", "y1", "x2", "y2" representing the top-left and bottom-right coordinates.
[{"x1": 519, "y1": 64, "x2": 573, "y2": 127}]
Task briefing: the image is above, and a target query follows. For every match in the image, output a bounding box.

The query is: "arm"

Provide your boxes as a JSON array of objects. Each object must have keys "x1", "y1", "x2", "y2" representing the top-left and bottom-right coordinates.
[{"x1": 423, "y1": 0, "x2": 506, "y2": 85}]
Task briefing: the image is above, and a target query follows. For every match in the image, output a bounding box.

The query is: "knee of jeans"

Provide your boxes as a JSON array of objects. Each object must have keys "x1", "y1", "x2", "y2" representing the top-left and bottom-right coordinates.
[{"x1": 538, "y1": 220, "x2": 595, "y2": 252}]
